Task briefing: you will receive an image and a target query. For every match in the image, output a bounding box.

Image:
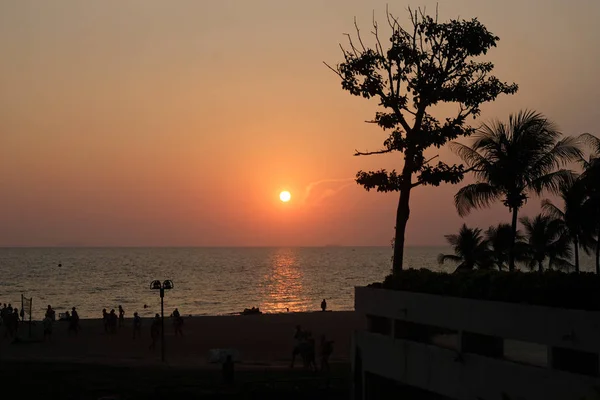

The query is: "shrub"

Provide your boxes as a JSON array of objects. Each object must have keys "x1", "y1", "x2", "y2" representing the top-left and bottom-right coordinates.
[{"x1": 372, "y1": 269, "x2": 600, "y2": 311}]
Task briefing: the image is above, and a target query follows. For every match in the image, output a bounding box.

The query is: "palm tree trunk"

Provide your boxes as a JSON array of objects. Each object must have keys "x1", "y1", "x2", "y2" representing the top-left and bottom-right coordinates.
[
  {"x1": 392, "y1": 177, "x2": 413, "y2": 275},
  {"x1": 508, "y1": 207, "x2": 519, "y2": 272},
  {"x1": 574, "y1": 238, "x2": 580, "y2": 273},
  {"x1": 538, "y1": 260, "x2": 543, "y2": 272},
  {"x1": 596, "y1": 225, "x2": 600, "y2": 275}
]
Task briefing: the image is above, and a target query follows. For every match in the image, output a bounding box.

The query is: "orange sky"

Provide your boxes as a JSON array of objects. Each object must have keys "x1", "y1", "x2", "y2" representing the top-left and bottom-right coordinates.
[{"x1": 1, "y1": 0, "x2": 599, "y2": 246}]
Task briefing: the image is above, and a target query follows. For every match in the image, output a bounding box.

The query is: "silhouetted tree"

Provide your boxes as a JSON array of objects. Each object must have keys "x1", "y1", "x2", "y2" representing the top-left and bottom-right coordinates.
[
  {"x1": 452, "y1": 110, "x2": 582, "y2": 271},
  {"x1": 520, "y1": 214, "x2": 572, "y2": 272},
  {"x1": 327, "y1": 7, "x2": 518, "y2": 273},
  {"x1": 485, "y1": 223, "x2": 526, "y2": 271},
  {"x1": 438, "y1": 224, "x2": 492, "y2": 272},
  {"x1": 541, "y1": 178, "x2": 595, "y2": 273},
  {"x1": 579, "y1": 133, "x2": 600, "y2": 273}
]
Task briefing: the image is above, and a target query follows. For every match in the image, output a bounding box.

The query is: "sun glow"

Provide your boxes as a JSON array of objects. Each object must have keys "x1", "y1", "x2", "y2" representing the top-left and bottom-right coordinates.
[{"x1": 279, "y1": 191, "x2": 291, "y2": 202}]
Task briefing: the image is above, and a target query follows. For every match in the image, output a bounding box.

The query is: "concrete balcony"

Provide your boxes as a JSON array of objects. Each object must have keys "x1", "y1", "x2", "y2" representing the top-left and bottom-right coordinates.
[{"x1": 353, "y1": 286, "x2": 600, "y2": 400}]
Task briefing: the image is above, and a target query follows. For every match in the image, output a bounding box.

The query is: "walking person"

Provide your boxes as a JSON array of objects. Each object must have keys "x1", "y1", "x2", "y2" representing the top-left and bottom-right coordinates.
[
  {"x1": 133, "y1": 312, "x2": 142, "y2": 340},
  {"x1": 149, "y1": 314, "x2": 160, "y2": 350},
  {"x1": 290, "y1": 325, "x2": 304, "y2": 368}
]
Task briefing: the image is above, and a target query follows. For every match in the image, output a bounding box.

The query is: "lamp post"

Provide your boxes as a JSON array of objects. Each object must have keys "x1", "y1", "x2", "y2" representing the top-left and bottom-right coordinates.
[{"x1": 150, "y1": 279, "x2": 174, "y2": 362}]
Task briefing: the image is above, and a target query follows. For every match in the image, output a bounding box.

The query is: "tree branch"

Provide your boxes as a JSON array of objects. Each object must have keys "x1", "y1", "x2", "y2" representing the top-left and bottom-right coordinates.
[
  {"x1": 354, "y1": 148, "x2": 393, "y2": 156},
  {"x1": 323, "y1": 61, "x2": 342, "y2": 78}
]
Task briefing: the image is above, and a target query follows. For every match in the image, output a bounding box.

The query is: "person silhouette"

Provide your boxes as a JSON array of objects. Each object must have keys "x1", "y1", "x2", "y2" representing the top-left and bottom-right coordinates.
[
  {"x1": 149, "y1": 313, "x2": 161, "y2": 350},
  {"x1": 133, "y1": 312, "x2": 142, "y2": 339},
  {"x1": 118, "y1": 305, "x2": 125, "y2": 328},
  {"x1": 321, "y1": 299, "x2": 327, "y2": 312}
]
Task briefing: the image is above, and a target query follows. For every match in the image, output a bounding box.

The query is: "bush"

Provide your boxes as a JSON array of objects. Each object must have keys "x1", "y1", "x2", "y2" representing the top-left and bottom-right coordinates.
[{"x1": 372, "y1": 269, "x2": 600, "y2": 311}]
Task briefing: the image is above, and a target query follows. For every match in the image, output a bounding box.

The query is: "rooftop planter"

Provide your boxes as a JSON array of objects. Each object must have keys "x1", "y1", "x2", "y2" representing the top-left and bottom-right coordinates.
[{"x1": 368, "y1": 269, "x2": 600, "y2": 312}]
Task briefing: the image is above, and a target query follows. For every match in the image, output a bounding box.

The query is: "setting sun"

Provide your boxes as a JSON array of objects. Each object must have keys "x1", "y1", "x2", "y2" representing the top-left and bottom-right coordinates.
[{"x1": 279, "y1": 191, "x2": 291, "y2": 202}]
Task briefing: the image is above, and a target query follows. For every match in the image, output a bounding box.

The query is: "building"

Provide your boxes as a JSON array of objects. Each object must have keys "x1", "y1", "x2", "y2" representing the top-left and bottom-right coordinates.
[{"x1": 352, "y1": 286, "x2": 600, "y2": 400}]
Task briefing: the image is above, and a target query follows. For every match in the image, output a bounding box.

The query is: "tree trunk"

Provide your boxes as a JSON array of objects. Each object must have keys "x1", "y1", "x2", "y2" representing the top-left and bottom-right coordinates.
[
  {"x1": 596, "y1": 225, "x2": 600, "y2": 275},
  {"x1": 573, "y1": 237, "x2": 580, "y2": 273},
  {"x1": 538, "y1": 260, "x2": 543, "y2": 272},
  {"x1": 391, "y1": 178, "x2": 413, "y2": 275},
  {"x1": 508, "y1": 207, "x2": 519, "y2": 272}
]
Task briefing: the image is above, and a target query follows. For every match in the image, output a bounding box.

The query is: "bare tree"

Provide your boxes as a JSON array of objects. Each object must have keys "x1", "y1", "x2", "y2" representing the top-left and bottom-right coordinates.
[{"x1": 326, "y1": 7, "x2": 518, "y2": 273}]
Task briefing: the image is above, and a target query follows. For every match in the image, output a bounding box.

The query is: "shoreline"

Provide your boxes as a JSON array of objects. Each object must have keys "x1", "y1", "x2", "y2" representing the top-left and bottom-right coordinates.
[{"x1": 20, "y1": 309, "x2": 348, "y2": 323}]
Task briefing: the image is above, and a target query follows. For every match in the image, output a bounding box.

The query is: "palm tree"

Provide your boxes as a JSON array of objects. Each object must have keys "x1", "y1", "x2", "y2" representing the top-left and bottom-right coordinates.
[
  {"x1": 579, "y1": 133, "x2": 600, "y2": 273},
  {"x1": 520, "y1": 214, "x2": 573, "y2": 272},
  {"x1": 541, "y1": 177, "x2": 595, "y2": 273},
  {"x1": 451, "y1": 110, "x2": 582, "y2": 271},
  {"x1": 438, "y1": 224, "x2": 492, "y2": 272},
  {"x1": 485, "y1": 223, "x2": 526, "y2": 271}
]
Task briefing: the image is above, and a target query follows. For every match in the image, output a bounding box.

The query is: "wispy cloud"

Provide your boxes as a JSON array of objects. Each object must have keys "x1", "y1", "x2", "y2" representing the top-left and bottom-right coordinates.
[{"x1": 302, "y1": 178, "x2": 355, "y2": 205}]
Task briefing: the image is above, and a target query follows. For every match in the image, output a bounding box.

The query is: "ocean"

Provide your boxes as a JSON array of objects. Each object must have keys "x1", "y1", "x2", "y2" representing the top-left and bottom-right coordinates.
[{"x1": 0, "y1": 247, "x2": 595, "y2": 319}]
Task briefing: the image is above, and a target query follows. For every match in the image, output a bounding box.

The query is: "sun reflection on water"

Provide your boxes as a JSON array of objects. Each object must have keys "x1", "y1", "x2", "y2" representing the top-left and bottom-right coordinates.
[{"x1": 261, "y1": 248, "x2": 307, "y2": 313}]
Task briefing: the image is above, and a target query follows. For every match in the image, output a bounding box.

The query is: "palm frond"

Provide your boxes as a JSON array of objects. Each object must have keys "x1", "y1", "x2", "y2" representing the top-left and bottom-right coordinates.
[
  {"x1": 454, "y1": 183, "x2": 502, "y2": 217},
  {"x1": 437, "y1": 253, "x2": 462, "y2": 265},
  {"x1": 449, "y1": 141, "x2": 492, "y2": 173},
  {"x1": 528, "y1": 136, "x2": 583, "y2": 177},
  {"x1": 528, "y1": 169, "x2": 575, "y2": 195},
  {"x1": 541, "y1": 199, "x2": 565, "y2": 220},
  {"x1": 579, "y1": 133, "x2": 600, "y2": 155}
]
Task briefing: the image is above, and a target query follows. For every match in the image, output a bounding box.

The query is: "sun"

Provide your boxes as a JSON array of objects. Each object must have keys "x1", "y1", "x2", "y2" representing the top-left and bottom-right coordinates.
[{"x1": 279, "y1": 191, "x2": 291, "y2": 202}]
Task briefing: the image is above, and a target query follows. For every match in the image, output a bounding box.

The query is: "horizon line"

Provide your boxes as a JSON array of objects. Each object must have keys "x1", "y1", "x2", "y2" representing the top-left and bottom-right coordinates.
[{"x1": 0, "y1": 244, "x2": 447, "y2": 249}]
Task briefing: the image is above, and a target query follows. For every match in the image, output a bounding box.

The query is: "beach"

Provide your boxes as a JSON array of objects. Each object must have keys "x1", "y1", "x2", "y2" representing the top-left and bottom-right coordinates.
[
  {"x1": 0, "y1": 311, "x2": 363, "y2": 366},
  {"x1": 1, "y1": 311, "x2": 362, "y2": 398}
]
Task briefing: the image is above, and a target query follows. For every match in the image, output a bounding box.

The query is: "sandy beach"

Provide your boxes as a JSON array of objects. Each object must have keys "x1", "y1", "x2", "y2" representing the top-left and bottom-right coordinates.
[{"x1": 0, "y1": 311, "x2": 363, "y2": 367}]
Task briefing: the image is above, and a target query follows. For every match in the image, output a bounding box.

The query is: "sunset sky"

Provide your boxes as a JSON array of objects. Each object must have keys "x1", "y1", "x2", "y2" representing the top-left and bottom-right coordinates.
[{"x1": 1, "y1": 0, "x2": 599, "y2": 247}]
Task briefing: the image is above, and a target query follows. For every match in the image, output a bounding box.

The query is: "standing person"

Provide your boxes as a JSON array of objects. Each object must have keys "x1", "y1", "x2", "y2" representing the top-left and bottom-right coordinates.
[
  {"x1": 304, "y1": 331, "x2": 317, "y2": 371},
  {"x1": 68, "y1": 307, "x2": 80, "y2": 335},
  {"x1": 290, "y1": 325, "x2": 304, "y2": 368},
  {"x1": 133, "y1": 312, "x2": 142, "y2": 340},
  {"x1": 108, "y1": 309, "x2": 117, "y2": 334},
  {"x1": 149, "y1": 314, "x2": 160, "y2": 350},
  {"x1": 118, "y1": 305, "x2": 125, "y2": 328},
  {"x1": 172, "y1": 308, "x2": 183, "y2": 336},
  {"x1": 321, "y1": 299, "x2": 327, "y2": 312},
  {"x1": 46, "y1": 305, "x2": 56, "y2": 321},
  {"x1": 43, "y1": 315, "x2": 53, "y2": 341},
  {"x1": 102, "y1": 309, "x2": 109, "y2": 333},
  {"x1": 12, "y1": 308, "x2": 20, "y2": 335},
  {"x1": 320, "y1": 335, "x2": 334, "y2": 372}
]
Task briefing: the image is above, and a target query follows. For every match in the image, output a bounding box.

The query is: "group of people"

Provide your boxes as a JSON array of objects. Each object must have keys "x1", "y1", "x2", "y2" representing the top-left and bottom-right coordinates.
[
  {"x1": 1, "y1": 303, "x2": 21, "y2": 338},
  {"x1": 102, "y1": 305, "x2": 126, "y2": 334},
  {"x1": 148, "y1": 308, "x2": 183, "y2": 349},
  {"x1": 290, "y1": 325, "x2": 334, "y2": 372},
  {"x1": 99, "y1": 305, "x2": 183, "y2": 349},
  {"x1": 41, "y1": 305, "x2": 79, "y2": 340}
]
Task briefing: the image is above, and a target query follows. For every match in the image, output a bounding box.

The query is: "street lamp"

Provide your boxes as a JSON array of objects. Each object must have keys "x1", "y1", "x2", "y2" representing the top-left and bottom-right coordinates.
[{"x1": 150, "y1": 279, "x2": 174, "y2": 362}]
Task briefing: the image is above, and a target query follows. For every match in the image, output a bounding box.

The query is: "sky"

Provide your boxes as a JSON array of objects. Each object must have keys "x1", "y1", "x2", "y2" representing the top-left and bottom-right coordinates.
[{"x1": 0, "y1": 0, "x2": 599, "y2": 247}]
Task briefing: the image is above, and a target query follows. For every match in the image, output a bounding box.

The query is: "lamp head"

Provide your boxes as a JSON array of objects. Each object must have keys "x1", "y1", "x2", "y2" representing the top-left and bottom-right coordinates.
[
  {"x1": 163, "y1": 280, "x2": 174, "y2": 290},
  {"x1": 150, "y1": 280, "x2": 162, "y2": 290}
]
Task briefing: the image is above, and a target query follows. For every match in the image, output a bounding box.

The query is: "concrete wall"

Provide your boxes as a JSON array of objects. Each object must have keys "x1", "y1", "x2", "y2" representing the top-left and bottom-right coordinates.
[
  {"x1": 356, "y1": 331, "x2": 600, "y2": 400},
  {"x1": 354, "y1": 287, "x2": 600, "y2": 400},
  {"x1": 355, "y1": 286, "x2": 600, "y2": 353}
]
